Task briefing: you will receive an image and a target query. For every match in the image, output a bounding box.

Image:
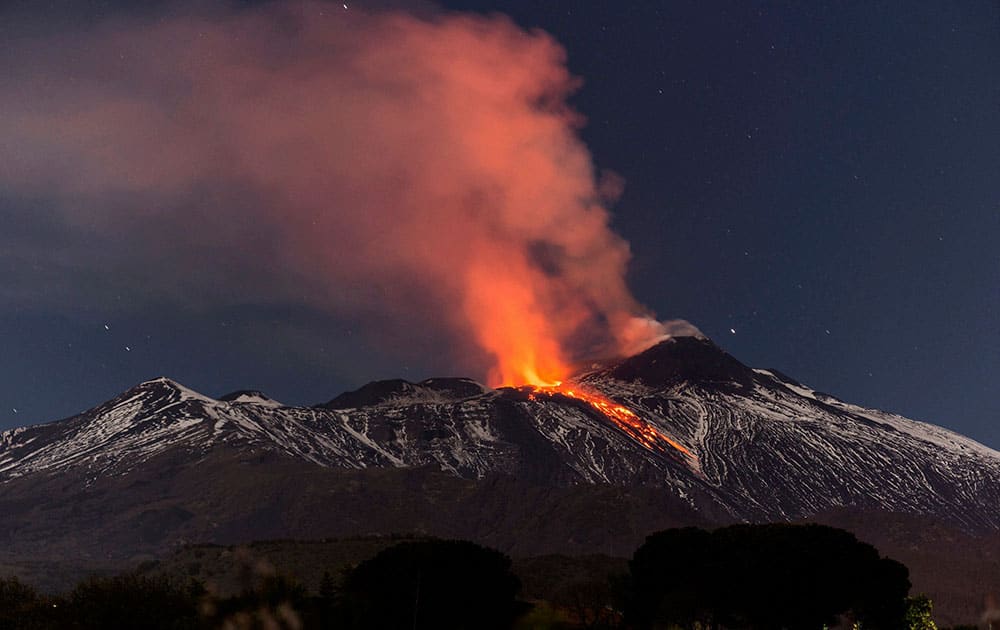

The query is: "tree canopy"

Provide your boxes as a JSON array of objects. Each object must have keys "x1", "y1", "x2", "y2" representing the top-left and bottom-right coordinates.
[
  {"x1": 338, "y1": 539, "x2": 522, "y2": 630},
  {"x1": 627, "y1": 523, "x2": 911, "y2": 630}
]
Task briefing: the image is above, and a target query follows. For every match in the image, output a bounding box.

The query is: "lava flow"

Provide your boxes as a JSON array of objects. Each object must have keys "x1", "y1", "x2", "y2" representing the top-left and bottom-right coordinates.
[{"x1": 527, "y1": 384, "x2": 694, "y2": 459}]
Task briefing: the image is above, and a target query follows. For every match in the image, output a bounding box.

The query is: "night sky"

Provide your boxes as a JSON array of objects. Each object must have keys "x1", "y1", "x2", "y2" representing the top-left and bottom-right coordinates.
[{"x1": 2, "y1": 1, "x2": 998, "y2": 448}]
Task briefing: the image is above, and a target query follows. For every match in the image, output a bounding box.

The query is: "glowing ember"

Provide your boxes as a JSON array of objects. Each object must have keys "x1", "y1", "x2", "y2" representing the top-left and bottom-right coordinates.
[{"x1": 527, "y1": 384, "x2": 694, "y2": 459}]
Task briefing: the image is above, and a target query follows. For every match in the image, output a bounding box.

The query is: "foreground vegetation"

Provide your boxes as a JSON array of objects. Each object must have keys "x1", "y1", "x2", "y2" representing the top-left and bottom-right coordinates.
[{"x1": 0, "y1": 524, "x2": 967, "y2": 629}]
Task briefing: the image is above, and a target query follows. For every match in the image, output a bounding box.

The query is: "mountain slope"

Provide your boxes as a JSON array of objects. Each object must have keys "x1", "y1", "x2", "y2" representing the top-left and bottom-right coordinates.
[
  {"x1": 577, "y1": 338, "x2": 1000, "y2": 529},
  {"x1": 2, "y1": 337, "x2": 998, "y2": 533}
]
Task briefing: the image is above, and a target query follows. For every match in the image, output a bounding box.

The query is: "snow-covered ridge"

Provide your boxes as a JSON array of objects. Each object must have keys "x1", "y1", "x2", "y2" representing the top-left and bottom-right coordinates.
[
  {"x1": 753, "y1": 369, "x2": 822, "y2": 401},
  {"x1": 2, "y1": 338, "x2": 999, "y2": 531},
  {"x1": 751, "y1": 368, "x2": 1000, "y2": 459},
  {"x1": 219, "y1": 389, "x2": 284, "y2": 408},
  {"x1": 142, "y1": 376, "x2": 216, "y2": 403},
  {"x1": 0, "y1": 375, "x2": 513, "y2": 481}
]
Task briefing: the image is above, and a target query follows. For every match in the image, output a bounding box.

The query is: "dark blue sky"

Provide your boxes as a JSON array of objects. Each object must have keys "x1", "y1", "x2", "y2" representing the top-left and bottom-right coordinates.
[{"x1": 2, "y1": 1, "x2": 998, "y2": 448}]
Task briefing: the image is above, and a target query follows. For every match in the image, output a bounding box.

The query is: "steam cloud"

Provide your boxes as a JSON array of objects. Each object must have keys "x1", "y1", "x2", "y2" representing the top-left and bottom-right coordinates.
[{"x1": 0, "y1": 1, "x2": 685, "y2": 385}]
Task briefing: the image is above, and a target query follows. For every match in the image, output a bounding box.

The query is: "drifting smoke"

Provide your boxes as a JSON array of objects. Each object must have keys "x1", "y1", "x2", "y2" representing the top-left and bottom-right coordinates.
[{"x1": 0, "y1": 1, "x2": 687, "y2": 386}]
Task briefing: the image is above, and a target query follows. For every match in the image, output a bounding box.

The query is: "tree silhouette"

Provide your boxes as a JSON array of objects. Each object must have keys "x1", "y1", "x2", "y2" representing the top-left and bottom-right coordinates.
[
  {"x1": 627, "y1": 523, "x2": 911, "y2": 629},
  {"x1": 0, "y1": 577, "x2": 41, "y2": 630},
  {"x1": 63, "y1": 574, "x2": 201, "y2": 630},
  {"x1": 338, "y1": 539, "x2": 522, "y2": 629},
  {"x1": 627, "y1": 526, "x2": 714, "y2": 628}
]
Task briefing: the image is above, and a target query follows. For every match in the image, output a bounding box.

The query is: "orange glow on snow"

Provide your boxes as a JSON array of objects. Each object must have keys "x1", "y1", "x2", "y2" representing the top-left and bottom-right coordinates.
[{"x1": 527, "y1": 384, "x2": 694, "y2": 459}]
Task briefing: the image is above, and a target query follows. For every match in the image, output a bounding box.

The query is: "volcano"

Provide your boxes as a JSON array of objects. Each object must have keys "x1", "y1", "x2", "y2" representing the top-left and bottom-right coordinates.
[{"x1": 1, "y1": 335, "x2": 999, "y2": 595}]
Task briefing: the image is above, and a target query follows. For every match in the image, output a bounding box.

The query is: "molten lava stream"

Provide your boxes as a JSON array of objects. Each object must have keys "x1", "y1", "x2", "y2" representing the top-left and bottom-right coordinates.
[{"x1": 527, "y1": 384, "x2": 694, "y2": 460}]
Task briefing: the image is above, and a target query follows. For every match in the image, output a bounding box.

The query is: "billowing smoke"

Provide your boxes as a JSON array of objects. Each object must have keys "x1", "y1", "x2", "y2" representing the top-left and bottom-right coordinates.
[{"x1": 0, "y1": 1, "x2": 683, "y2": 386}]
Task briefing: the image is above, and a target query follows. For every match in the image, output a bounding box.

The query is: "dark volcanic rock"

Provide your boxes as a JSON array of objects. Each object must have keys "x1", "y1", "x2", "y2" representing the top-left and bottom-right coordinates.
[
  {"x1": 319, "y1": 379, "x2": 414, "y2": 409},
  {"x1": 319, "y1": 377, "x2": 488, "y2": 409},
  {"x1": 606, "y1": 336, "x2": 756, "y2": 391}
]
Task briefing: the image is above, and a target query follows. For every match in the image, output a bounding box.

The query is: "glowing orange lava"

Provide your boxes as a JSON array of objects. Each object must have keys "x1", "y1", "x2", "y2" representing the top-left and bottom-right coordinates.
[{"x1": 527, "y1": 384, "x2": 694, "y2": 459}]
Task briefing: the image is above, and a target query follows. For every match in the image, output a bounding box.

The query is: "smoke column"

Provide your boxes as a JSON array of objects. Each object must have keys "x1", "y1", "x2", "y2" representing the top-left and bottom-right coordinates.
[{"x1": 0, "y1": 1, "x2": 688, "y2": 386}]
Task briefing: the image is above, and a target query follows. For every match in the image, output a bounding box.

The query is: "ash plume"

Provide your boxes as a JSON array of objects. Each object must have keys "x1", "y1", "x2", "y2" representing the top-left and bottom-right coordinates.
[{"x1": 0, "y1": 1, "x2": 683, "y2": 385}]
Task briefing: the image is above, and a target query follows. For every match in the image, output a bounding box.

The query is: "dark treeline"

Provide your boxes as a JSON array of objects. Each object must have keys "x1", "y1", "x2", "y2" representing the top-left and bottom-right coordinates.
[
  {"x1": 0, "y1": 524, "x2": 960, "y2": 629},
  {"x1": 628, "y1": 524, "x2": 912, "y2": 630}
]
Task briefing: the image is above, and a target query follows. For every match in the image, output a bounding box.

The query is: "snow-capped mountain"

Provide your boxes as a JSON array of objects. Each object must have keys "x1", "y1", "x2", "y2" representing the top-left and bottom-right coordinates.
[{"x1": 2, "y1": 336, "x2": 998, "y2": 536}]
